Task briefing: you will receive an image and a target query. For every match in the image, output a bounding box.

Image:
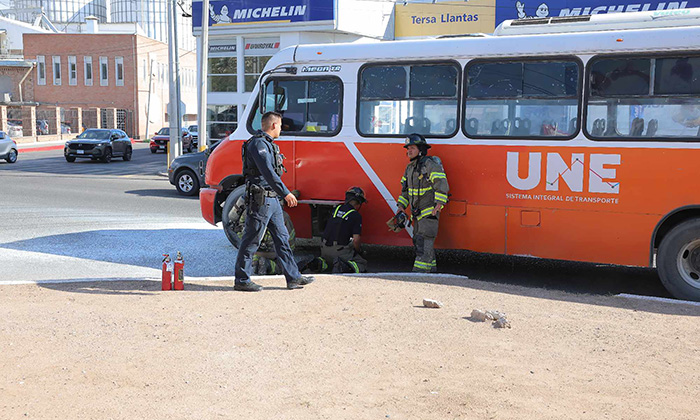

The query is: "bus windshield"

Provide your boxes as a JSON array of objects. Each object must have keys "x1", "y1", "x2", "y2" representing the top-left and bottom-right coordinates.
[{"x1": 249, "y1": 77, "x2": 342, "y2": 135}]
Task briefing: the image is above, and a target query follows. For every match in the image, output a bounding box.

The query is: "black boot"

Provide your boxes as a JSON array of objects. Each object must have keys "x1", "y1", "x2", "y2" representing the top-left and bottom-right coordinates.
[
  {"x1": 287, "y1": 275, "x2": 314, "y2": 289},
  {"x1": 332, "y1": 258, "x2": 354, "y2": 274},
  {"x1": 234, "y1": 281, "x2": 263, "y2": 292}
]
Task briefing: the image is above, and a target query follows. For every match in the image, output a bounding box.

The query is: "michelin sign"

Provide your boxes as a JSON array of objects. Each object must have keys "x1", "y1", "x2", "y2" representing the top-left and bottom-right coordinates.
[
  {"x1": 192, "y1": 0, "x2": 335, "y2": 27},
  {"x1": 498, "y1": 0, "x2": 699, "y2": 22}
]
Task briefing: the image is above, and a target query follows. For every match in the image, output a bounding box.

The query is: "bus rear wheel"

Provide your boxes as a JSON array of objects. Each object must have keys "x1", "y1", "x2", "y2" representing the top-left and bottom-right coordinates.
[{"x1": 657, "y1": 218, "x2": 700, "y2": 301}]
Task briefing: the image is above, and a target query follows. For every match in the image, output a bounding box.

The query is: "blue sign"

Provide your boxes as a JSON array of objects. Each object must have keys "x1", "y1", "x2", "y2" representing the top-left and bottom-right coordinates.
[
  {"x1": 192, "y1": 0, "x2": 335, "y2": 28},
  {"x1": 496, "y1": 0, "x2": 700, "y2": 25}
]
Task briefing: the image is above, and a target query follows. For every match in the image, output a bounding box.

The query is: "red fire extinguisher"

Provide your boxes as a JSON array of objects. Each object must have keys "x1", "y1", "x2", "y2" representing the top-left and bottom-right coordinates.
[
  {"x1": 161, "y1": 253, "x2": 172, "y2": 291},
  {"x1": 173, "y1": 251, "x2": 184, "y2": 290}
]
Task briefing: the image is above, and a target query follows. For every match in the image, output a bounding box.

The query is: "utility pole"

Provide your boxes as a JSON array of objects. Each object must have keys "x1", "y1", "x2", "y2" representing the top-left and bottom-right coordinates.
[
  {"x1": 198, "y1": 0, "x2": 210, "y2": 151},
  {"x1": 145, "y1": 58, "x2": 154, "y2": 144},
  {"x1": 167, "y1": 0, "x2": 183, "y2": 168}
]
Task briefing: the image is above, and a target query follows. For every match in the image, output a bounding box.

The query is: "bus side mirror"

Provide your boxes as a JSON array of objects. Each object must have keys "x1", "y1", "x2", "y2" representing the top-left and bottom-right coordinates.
[{"x1": 258, "y1": 81, "x2": 266, "y2": 114}]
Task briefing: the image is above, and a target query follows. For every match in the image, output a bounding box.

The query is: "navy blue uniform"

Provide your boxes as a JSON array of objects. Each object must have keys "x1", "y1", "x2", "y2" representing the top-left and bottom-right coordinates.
[
  {"x1": 322, "y1": 203, "x2": 362, "y2": 246},
  {"x1": 318, "y1": 203, "x2": 367, "y2": 273},
  {"x1": 234, "y1": 130, "x2": 301, "y2": 286}
]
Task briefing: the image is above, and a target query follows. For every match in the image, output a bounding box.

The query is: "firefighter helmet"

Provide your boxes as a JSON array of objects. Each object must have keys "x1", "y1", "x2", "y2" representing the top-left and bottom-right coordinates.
[
  {"x1": 345, "y1": 186, "x2": 367, "y2": 204},
  {"x1": 403, "y1": 133, "x2": 431, "y2": 150}
]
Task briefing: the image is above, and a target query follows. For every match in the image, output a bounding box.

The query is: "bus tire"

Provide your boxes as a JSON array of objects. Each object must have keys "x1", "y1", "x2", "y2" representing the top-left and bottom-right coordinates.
[
  {"x1": 657, "y1": 218, "x2": 700, "y2": 301},
  {"x1": 221, "y1": 185, "x2": 246, "y2": 249}
]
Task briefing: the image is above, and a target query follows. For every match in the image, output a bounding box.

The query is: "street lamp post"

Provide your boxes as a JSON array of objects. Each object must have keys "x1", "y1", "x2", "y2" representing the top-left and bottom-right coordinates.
[
  {"x1": 167, "y1": 0, "x2": 183, "y2": 168},
  {"x1": 198, "y1": 0, "x2": 210, "y2": 152}
]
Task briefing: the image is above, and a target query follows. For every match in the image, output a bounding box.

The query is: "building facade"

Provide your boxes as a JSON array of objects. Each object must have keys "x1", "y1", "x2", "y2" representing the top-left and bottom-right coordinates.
[{"x1": 23, "y1": 32, "x2": 197, "y2": 139}]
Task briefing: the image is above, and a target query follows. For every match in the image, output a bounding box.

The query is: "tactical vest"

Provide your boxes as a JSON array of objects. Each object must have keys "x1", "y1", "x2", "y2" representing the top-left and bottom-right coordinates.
[
  {"x1": 323, "y1": 205, "x2": 357, "y2": 246},
  {"x1": 242, "y1": 133, "x2": 285, "y2": 179}
]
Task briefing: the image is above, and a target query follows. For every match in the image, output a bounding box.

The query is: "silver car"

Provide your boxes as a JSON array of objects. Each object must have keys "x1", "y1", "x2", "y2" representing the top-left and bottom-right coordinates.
[{"x1": 0, "y1": 131, "x2": 18, "y2": 163}]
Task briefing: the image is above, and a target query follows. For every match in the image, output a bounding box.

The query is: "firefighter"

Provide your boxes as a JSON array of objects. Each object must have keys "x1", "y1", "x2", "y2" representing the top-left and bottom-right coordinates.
[
  {"x1": 395, "y1": 133, "x2": 449, "y2": 273},
  {"x1": 233, "y1": 111, "x2": 314, "y2": 291},
  {"x1": 314, "y1": 187, "x2": 368, "y2": 273}
]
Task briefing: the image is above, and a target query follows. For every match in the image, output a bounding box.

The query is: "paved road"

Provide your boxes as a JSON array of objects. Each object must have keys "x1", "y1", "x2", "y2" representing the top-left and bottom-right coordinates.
[
  {"x1": 0, "y1": 143, "x2": 670, "y2": 298},
  {"x1": 0, "y1": 144, "x2": 235, "y2": 283}
]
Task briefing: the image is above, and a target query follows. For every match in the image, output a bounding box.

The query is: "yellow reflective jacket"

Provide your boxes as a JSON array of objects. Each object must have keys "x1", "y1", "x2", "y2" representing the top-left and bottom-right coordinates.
[{"x1": 396, "y1": 155, "x2": 449, "y2": 221}]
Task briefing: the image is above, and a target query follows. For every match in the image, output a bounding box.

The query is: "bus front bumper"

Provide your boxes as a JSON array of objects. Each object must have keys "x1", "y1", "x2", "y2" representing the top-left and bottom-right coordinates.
[{"x1": 199, "y1": 187, "x2": 218, "y2": 226}]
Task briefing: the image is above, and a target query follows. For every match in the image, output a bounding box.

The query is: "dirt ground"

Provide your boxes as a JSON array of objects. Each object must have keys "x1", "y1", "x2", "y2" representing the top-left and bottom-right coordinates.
[{"x1": 1, "y1": 274, "x2": 698, "y2": 420}]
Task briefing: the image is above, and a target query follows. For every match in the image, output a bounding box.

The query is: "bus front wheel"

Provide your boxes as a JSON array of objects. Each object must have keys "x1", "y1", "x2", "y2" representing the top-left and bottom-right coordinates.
[
  {"x1": 657, "y1": 218, "x2": 700, "y2": 301},
  {"x1": 221, "y1": 185, "x2": 246, "y2": 249}
]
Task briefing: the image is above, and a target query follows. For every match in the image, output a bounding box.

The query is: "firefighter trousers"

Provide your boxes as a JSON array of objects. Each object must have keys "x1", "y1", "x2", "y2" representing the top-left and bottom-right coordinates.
[
  {"x1": 413, "y1": 215, "x2": 439, "y2": 273},
  {"x1": 320, "y1": 243, "x2": 367, "y2": 273}
]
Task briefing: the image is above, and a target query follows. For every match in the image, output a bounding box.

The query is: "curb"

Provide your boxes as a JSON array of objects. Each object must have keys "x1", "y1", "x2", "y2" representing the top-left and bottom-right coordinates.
[{"x1": 18, "y1": 144, "x2": 65, "y2": 153}]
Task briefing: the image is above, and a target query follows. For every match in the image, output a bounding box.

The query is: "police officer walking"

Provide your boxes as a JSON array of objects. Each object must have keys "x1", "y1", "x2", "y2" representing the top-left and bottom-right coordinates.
[
  {"x1": 395, "y1": 133, "x2": 449, "y2": 273},
  {"x1": 233, "y1": 111, "x2": 313, "y2": 291},
  {"x1": 316, "y1": 187, "x2": 368, "y2": 273}
]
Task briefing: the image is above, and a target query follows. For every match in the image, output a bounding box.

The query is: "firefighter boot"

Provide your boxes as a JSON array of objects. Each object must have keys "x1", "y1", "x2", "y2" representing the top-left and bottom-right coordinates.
[{"x1": 332, "y1": 257, "x2": 355, "y2": 274}]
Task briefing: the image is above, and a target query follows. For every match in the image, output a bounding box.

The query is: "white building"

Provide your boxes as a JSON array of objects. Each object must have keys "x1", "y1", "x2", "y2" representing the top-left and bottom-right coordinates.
[
  {"x1": 192, "y1": 0, "x2": 394, "y2": 139},
  {"x1": 8, "y1": 0, "x2": 108, "y2": 24},
  {"x1": 3, "y1": 0, "x2": 196, "y2": 50}
]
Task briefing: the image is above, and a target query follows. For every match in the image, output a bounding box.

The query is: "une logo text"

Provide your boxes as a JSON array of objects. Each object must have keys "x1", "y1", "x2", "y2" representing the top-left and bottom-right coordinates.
[{"x1": 506, "y1": 152, "x2": 621, "y2": 194}]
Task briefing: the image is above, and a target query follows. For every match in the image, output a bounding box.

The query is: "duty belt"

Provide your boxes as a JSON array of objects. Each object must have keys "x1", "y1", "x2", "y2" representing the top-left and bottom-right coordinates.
[{"x1": 263, "y1": 190, "x2": 277, "y2": 197}]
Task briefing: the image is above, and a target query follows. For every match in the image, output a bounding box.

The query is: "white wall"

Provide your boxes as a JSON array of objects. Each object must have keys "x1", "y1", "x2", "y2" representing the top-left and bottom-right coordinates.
[
  {"x1": 0, "y1": 15, "x2": 49, "y2": 53},
  {"x1": 337, "y1": 0, "x2": 395, "y2": 40}
]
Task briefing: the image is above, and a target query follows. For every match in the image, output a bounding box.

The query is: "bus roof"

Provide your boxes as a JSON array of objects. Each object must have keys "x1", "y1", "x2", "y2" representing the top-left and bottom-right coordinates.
[{"x1": 277, "y1": 18, "x2": 700, "y2": 67}]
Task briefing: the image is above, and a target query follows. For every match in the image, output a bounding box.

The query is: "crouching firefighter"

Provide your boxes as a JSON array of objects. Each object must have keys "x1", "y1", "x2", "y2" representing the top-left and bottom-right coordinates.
[
  {"x1": 314, "y1": 187, "x2": 368, "y2": 273},
  {"x1": 233, "y1": 111, "x2": 313, "y2": 291},
  {"x1": 395, "y1": 133, "x2": 449, "y2": 273}
]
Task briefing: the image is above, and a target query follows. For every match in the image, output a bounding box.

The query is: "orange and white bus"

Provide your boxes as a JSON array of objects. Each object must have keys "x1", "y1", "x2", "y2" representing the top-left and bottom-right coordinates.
[{"x1": 200, "y1": 9, "x2": 700, "y2": 300}]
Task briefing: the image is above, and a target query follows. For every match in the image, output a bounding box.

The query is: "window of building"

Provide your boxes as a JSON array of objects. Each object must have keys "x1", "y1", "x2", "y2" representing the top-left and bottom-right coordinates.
[
  {"x1": 52, "y1": 56, "x2": 61, "y2": 86},
  {"x1": 206, "y1": 105, "x2": 238, "y2": 139},
  {"x1": 84, "y1": 56, "x2": 93, "y2": 86},
  {"x1": 68, "y1": 56, "x2": 77, "y2": 86},
  {"x1": 115, "y1": 57, "x2": 124, "y2": 86},
  {"x1": 244, "y1": 56, "x2": 271, "y2": 92},
  {"x1": 358, "y1": 63, "x2": 459, "y2": 137},
  {"x1": 208, "y1": 57, "x2": 237, "y2": 92},
  {"x1": 99, "y1": 56, "x2": 108, "y2": 86},
  {"x1": 37, "y1": 55, "x2": 46, "y2": 85},
  {"x1": 586, "y1": 55, "x2": 700, "y2": 140},
  {"x1": 249, "y1": 77, "x2": 343, "y2": 136},
  {"x1": 465, "y1": 59, "x2": 580, "y2": 138}
]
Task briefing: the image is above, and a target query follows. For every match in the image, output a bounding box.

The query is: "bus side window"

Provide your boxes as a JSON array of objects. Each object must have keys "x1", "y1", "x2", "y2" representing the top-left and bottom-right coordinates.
[
  {"x1": 358, "y1": 63, "x2": 459, "y2": 137},
  {"x1": 464, "y1": 59, "x2": 580, "y2": 139},
  {"x1": 586, "y1": 55, "x2": 700, "y2": 141}
]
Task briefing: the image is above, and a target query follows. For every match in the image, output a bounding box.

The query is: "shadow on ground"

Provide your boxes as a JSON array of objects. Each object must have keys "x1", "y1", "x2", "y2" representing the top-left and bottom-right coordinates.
[
  {"x1": 0, "y1": 228, "x2": 235, "y2": 277},
  {"x1": 34, "y1": 273, "x2": 699, "y2": 317},
  {"x1": 37, "y1": 279, "x2": 234, "y2": 295},
  {"x1": 125, "y1": 189, "x2": 198, "y2": 199}
]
